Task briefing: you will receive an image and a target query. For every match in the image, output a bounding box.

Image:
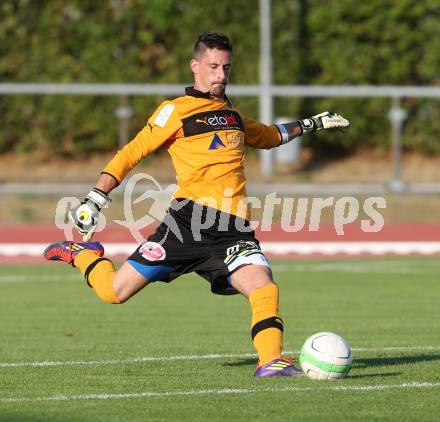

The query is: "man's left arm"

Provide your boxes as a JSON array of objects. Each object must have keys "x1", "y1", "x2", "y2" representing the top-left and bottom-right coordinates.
[
  {"x1": 244, "y1": 111, "x2": 349, "y2": 148},
  {"x1": 276, "y1": 111, "x2": 350, "y2": 145}
]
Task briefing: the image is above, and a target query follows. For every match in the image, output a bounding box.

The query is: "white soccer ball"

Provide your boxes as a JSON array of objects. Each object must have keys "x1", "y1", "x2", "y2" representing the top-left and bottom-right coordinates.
[{"x1": 300, "y1": 332, "x2": 352, "y2": 380}]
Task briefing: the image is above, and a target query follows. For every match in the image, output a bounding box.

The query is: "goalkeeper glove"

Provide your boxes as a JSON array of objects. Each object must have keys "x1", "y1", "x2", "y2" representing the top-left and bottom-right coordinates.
[
  {"x1": 298, "y1": 111, "x2": 349, "y2": 133},
  {"x1": 69, "y1": 188, "x2": 111, "y2": 241}
]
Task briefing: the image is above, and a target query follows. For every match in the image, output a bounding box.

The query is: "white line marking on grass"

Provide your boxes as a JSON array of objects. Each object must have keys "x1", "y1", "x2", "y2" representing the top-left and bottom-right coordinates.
[
  {"x1": 3, "y1": 259, "x2": 440, "y2": 283},
  {"x1": 0, "y1": 274, "x2": 79, "y2": 283},
  {"x1": 272, "y1": 261, "x2": 440, "y2": 274},
  {"x1": 1, "y1": 346, "x2": 440, "y2": 369},
  {"x1": 0, "y1": 353, "x2": 257, "y2": 368},
  {"x1": 1, "y1": 382, "x2": 440, "y2": 403},
  {"x1": 353, "y1": 346, "x2": 440, "y2": 352},
  {"x1": 262, "y1": 242, "x2": 440, "y2": 255}
]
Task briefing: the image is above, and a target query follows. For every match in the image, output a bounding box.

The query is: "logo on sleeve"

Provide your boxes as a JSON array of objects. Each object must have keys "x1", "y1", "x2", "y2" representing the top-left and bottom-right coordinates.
[
  {"x1": 153, "y1": 104, "x2": 175, "y2": 128},
  {"x1": 208, "y1": 133, "x2": 226, "y2": 150}
]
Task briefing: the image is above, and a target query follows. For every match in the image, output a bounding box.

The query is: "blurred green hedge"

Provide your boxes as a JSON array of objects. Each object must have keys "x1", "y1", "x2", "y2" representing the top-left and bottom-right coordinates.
[{"x1": 0, "y1": 0, "x2": 439, "y2": 155}]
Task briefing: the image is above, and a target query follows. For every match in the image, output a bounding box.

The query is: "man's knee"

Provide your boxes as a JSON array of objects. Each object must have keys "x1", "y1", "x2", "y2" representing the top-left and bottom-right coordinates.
[
  {"x1": 230, "y1": 264, "x2": 274, "y2": 297},
  {"x1": 112, "y1": 269, "x2": 150, "y2": 303},
  {"x1": 112, "y1": 283, "x2": 134, "y2": 304}
]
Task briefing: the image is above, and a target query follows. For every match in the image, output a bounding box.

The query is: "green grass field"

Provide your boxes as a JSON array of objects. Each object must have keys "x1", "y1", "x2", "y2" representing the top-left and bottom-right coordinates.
[{"x1": 1, "y1": 258, "x2": 440, "y2": 421}]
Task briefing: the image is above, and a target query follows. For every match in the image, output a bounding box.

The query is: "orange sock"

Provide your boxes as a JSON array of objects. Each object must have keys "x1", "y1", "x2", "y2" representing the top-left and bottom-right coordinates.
[
  {"x1": 249, "y1": 283, "x2": 283, "y2": 366},
  {"x1": 73, "y1": 250, "x2": 120, "y2": 304}
]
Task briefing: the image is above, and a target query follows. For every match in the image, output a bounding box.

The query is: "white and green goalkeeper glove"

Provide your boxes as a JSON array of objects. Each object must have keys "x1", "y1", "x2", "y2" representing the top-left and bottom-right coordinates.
[
  {"x1": 69, "y1": 188, "x2": 111, "y2": 241},
  {"x1": 298, "y1": 111, "x2": 350, "y2": 133}
]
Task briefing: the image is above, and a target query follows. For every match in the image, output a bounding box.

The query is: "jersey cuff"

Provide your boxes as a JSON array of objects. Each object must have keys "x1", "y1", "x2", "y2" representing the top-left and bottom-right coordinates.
[{"x1": 275, "y1": 123, "x2": 290, "y2": 145}]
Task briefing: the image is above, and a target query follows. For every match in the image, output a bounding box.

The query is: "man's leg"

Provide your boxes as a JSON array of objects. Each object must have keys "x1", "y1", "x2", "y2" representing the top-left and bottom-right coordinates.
[
  {"x1": 44, "y1": 241, "x2": 150, "y2": 303},
  {"x1": 230, "y1": 264, "x2": 302, "y2": 377},
  {"x1": 75, "y1": 252, "x2": 150, "y2": 303},
  {"x1": 230, "y1": 265, "x2": 282, "y2": 364},
  {"x1": 113, "y1": 262, "x2": 151, "y2": 302}
]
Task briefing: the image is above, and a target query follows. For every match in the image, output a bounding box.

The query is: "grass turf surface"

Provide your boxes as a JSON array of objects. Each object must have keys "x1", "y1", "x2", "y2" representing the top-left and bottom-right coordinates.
[{"x1": 0, "y1": 257, "x2": 439, "y2": 421}]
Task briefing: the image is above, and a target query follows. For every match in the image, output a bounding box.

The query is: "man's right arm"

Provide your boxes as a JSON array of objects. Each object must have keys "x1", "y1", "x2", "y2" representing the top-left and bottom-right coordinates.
[
  {"x1": 70, "y1": 101, "x2": 182, "y2": 240},
  {"x1": 101, "y1": 101, "x2": 182, "y2": 185}
]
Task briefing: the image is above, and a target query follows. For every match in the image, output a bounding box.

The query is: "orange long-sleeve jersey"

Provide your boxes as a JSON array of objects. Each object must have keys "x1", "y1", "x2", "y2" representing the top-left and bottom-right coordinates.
[{"x1": 103, "y1": 87, "x2": 282, "y2": 220}]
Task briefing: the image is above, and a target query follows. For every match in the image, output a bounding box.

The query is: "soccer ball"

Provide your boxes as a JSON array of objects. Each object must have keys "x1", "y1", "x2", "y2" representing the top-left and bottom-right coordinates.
[{"x1": 299, "y1": 332, "x2": 352, "y2": 380}]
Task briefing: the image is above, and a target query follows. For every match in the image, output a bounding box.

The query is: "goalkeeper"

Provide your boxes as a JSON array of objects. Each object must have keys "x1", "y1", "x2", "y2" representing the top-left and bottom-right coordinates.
[{"x1": 44, "y1": 31, "x2": 349, "y2": 377}]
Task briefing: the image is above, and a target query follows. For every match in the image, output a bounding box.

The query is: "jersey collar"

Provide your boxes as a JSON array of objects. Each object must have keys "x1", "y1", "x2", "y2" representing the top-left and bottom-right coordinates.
[{"x1": 185, "y1": 86, "x2": 232, "y2": 106}]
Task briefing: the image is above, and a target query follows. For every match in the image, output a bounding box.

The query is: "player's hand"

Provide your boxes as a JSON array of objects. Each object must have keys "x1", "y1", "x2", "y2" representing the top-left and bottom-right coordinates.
[
  {"x1": 298, "y1": 111, "x2": 350, "y2": 133},
  {"x1": 69, "y1": 188, "x2": 111, "y2": 241}
]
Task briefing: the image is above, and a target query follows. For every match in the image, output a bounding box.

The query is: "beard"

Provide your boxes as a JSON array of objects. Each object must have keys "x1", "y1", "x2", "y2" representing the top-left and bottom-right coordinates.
[{"x1": 209, "y1": 83, "x2": 226, "y2": 98}]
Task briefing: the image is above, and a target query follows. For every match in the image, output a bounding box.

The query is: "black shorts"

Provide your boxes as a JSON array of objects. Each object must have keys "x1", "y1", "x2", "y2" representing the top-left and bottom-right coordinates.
[{"x1": 127, "y1": 199, "x2": 271, "y2": 295}]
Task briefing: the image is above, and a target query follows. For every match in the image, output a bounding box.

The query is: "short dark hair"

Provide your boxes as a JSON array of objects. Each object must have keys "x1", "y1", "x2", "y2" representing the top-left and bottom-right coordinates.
[{"x1": 193, "y1": 31, "x2": 232, "y2": 59}]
